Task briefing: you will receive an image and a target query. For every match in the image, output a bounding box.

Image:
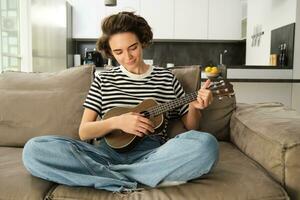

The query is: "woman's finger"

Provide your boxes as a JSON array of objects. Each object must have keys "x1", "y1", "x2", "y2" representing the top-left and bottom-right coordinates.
[
  {"x1": 138, "y1": 116, "x2": 155, "y2": 128},
  {"x1": 201, "y1": 79, "x2": 211, "y2": 89},
  {"x1": 138, "y1": 122, "x2": 154, "y2": 134},
  {"x1": 134, "y1": 130, "x2": 144, "y2": 137}
]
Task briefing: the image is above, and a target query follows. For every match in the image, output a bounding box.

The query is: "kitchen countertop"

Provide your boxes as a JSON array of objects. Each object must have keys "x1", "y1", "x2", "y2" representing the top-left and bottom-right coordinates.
[
  {"x1": 96, "y1": 67, "x2": 300, "y2": 83},
  {"x1": 201, "y1": 65, "x2": 300, "y2": 82},
  {"x1": 228, "y1": 65, "x2": 293, "y2": 69}
]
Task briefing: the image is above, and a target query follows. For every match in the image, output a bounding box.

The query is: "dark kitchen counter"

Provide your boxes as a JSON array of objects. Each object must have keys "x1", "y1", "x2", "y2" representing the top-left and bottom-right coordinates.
[
  {"x1": 201, "y1": 66, "x2": 299, "y2": 83},
  {"x1": 227, "y1": 65, "x2": 293, "y2": 69}
]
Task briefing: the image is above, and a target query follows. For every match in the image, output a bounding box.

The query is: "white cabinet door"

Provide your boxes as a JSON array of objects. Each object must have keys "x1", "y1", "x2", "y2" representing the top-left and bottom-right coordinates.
[
  {"x1": 208, "y1": 0, "x2": 242, "y2": 40},
  {"x1": 140, "y1": 0, "x2": 174, "y2": 39},
  {"x1": 72, "y1": 0, "x2": 105, "y2": 38},
  {"x1": 105, "y1": 0, "x2": 140, "y2": 16},
  {"x1": 174, "y1": 0, "x2": 208, "y2": 39}
]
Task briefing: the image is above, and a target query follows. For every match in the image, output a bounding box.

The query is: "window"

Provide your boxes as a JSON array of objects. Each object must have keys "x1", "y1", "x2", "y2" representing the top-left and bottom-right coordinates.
[{"x1": 0, "y1": 0, "x2": 21, "y2": 72}]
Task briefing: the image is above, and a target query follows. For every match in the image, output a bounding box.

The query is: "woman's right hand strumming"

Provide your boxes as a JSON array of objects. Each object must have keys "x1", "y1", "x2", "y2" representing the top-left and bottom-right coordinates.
[{"x1": 115, "y1": 112, "x2": 155, "y2": 137}]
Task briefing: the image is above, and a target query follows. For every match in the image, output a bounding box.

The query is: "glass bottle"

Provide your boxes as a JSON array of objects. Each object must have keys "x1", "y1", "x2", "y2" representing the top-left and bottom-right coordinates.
[{"x1": 282, "y1": 43, "x2": 288, "y2": 67}]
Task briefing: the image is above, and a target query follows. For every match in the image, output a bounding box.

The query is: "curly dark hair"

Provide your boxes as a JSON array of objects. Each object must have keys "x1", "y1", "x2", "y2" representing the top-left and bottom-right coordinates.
[{"x1": 96, "y1": 11, "x2": 153, "y2": 59}]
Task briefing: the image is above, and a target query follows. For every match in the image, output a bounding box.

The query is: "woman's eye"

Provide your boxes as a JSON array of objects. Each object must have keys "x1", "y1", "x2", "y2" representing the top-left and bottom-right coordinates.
[{"x1": 130, "y1": 46, "x2": 137, "y2": 50}]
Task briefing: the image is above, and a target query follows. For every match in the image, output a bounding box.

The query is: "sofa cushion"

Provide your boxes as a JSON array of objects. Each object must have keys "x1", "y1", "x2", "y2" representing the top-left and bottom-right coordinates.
[
  {"x1": 167, "y1": 66, "x2": 201, "y2": 138},
  {"x1": 199, "y1": 93, "x2": 236, "y2": 141},
  {"x1": 0, "y1": 65, "x2": 94, "y2": 147},
  {"x1": 47, "y1": 142, "x2": 288, "y2": 200},
  {"x1": 170, "y1": 65, "x2": 201, "y2": 93},
  {"x1": 230, "y1": 102, "x2": 300, "y2": 200},
  {"x1": 169, "y1": 66, "x2": 235, "y2": 140},
  {"x1": 0, "y1": 147, "x2": 55, "y2": 200}
]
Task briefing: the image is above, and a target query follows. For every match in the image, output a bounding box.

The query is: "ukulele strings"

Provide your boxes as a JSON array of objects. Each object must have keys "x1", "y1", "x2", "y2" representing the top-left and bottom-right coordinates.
[
  {"x1": 144, "y1": 92, "x2": 198, "y2": 117},
  {"x1": 141, "y1": 81, "x2": 229, "y2": 118}
]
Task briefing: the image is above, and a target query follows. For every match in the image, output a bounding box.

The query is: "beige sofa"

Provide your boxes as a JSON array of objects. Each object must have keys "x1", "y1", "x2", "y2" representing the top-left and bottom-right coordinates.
[{"x1": 0, "y1": 65, "x2": 299, "y2": 200}]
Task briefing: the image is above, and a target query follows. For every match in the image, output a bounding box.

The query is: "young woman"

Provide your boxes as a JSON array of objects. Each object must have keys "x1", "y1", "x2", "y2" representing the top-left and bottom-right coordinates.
[{"x1": 22, "y1": 12, "x2": 219, "y2": 192}]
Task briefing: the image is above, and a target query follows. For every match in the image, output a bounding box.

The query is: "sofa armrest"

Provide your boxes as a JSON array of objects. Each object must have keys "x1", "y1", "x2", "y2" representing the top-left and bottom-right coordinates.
[{"x1": 230, "y1": 102, "x2": 300, "y2": 200}]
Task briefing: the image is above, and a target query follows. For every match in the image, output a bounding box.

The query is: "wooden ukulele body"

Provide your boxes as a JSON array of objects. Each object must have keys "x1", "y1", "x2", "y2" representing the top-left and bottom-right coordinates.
[
  {"x1": 103, "y1": 99, "x2": 164, "y2": 152},
  {"x1": 101, "y1": 79, "x2": 234, "y2": 152}
]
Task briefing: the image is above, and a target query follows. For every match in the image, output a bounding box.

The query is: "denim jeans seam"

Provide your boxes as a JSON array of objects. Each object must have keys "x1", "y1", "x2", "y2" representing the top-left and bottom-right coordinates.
[{"x1": 69, "y1": 144, "x2": 97, "y2": 176}]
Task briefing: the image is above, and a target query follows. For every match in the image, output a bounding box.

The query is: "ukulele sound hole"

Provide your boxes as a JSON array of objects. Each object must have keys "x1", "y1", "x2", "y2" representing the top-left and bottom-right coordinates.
[{"x1": 140, "y1": 110, "x2": 150, "y2": 118}]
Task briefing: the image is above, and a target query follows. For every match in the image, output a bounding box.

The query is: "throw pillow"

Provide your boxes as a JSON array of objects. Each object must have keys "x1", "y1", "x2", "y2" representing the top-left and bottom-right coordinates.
[{"x1": 0, "y1": 65, "x2": 94, "y2": 147}]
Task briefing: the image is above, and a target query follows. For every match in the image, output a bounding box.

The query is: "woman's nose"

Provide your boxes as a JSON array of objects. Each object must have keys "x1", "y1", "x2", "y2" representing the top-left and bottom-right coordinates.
[{"x1": 124, "y1": 50, "x2": 133, "y2": 60}]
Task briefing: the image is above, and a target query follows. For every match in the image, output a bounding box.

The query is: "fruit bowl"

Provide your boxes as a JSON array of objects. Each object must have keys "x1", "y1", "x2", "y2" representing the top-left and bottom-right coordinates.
[
  {"x1": 204, "y1": 66, "x2": 220, "y2": 79},
  {"x1": 205, "y1": 72, "x2": 220, "y2": 78}
]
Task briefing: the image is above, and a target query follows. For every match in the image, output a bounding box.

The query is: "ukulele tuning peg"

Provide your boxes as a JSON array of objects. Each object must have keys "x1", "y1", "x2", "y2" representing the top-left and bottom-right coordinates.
[{"x1": 228, "y1": 93, "x2": 235, "y2": 98}]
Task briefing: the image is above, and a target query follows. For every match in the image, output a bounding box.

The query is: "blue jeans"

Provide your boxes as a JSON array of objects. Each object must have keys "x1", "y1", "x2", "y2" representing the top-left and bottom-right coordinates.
[{"x1": 22, "y1": 130, "x2": 219, "y2": 192}]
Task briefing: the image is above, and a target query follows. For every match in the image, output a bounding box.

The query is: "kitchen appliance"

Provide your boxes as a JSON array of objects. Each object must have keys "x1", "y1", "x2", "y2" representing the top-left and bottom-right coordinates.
[
  {"x1": 73, "y1": 54, "x2": 81, "y2": 67},
  {"x1": 83, "y1": 48, "x2": 104, "y2": 67},
  {"x1": 31, "y1": 0, "x2": 72, "y2": 72}
]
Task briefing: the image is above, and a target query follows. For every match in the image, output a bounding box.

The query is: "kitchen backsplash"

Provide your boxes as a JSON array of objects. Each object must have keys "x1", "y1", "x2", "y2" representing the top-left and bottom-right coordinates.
[
  {"x1": 143, "y1": 41, "x2": 245, "y2": 67},
  {"x1": 74, "y1": 40, "x2": 246, "y2": 68}
]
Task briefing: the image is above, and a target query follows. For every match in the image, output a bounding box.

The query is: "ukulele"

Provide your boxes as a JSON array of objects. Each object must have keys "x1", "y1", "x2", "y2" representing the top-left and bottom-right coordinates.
[{"x1": 102, "y1": 79, "x2": 234, "y2": 152}]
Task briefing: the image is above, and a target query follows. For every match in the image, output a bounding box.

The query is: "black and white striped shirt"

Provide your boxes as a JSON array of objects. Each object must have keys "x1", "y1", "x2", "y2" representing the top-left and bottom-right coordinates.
[{"x1": 83, "y1": 65, "x2": 189, "y2": 139}]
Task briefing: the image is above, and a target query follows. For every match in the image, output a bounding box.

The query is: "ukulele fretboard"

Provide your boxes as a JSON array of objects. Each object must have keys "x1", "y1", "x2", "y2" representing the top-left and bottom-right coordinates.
[{"x1": 144, "y1": 91, "x2": 198, "y2": 117}]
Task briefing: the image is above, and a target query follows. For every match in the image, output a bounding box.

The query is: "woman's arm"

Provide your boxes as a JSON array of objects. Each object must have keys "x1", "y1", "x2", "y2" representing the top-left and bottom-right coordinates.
[
  {"x1": 79, "y1": 108, "x2": 117, "y2": 140},
  {"x1": 181, "y1": 80, "x2": 213, "y2": 130},
  {"x1": 79, "y1": 108, "x2": 155, "y2": 141},
  {"x1": 181, "y1": 104, "x2": 202, "y2": 130}
]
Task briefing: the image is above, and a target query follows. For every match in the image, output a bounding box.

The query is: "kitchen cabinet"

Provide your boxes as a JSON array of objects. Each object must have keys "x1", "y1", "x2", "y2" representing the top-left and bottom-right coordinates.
[
  {"x1": 208, "y1": 0, "x2": 242, "y2": 40},
  {"x1": 174, "y1": 0, "x2": 208, "y2": 40},
  {"x1": 105, "y1": 0, "x2": 140, "y2": 16},
  {"x1": 140, "y1": 0, "x2": 174, "y2": 39},
  {"x1": 72, "y1": 0, "x2": 105, "y2": 38},
  {"x1": 72, "y1": 0, "x2": 140, "y2": 39},
  {"x1": 73, "y1": 0, "x2": 139, "y2": 39},
  {"x1": 72, "y1": 0, "x2": 242, "y2": 40}
]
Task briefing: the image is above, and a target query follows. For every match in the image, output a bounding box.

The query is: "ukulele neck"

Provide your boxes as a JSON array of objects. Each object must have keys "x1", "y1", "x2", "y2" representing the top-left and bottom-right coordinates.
[{"x1": 145, "y1": 91, "x2": 197, "y2": 117}]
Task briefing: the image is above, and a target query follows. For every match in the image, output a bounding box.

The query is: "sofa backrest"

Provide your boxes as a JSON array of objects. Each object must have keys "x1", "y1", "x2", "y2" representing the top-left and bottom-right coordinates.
[
  {"x1": 171, "y1": 66, "x2": 201, "y2": 93},
  {"x1": 0, "y1": 64, "x2": 235, "y2": 147},
  {"x1": 0, "y1": 65, "x2": 94, "y2": 147},
  {"x1": 169, "y1": 65, "x2": 236, "y2": 141}
]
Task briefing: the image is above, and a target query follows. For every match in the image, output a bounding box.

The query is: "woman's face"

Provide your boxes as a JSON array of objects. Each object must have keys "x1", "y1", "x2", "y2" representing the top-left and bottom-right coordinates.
[{"x1": 109, "y1": 32, "x2": 144, "y2": 70}]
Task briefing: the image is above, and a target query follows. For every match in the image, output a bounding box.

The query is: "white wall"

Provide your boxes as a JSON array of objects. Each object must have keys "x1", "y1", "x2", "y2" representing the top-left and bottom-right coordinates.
[
  {"x1": 241, "y1": 0, "x2": 247, "y2": 19},
  {"x1": 233, "y1": 82, "x2": 292, "y2": 108},
  {"x1": 293, "y1": 0, "x2": 300, "y2": 80},
  {"x1": 292, "y1": 0, "x2": 300, "y2": 112},
  {"x1": 246, "y1": 0, "x2": 297, "y2": 66}
]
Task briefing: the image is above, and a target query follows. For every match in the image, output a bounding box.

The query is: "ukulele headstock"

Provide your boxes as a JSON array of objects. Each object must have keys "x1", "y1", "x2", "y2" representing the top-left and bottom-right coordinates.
[{"x1": 208, "y1": 79, "x2": 235, "y2": 100}]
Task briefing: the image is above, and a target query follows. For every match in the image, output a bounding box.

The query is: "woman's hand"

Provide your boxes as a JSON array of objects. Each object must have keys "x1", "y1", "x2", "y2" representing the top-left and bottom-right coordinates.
[
  {"x1": 115, "y1": 112, "x2": 155, "y2": 137},
  {"x1": 190, "y1": 79, "x2": 213, "y2": 110}
]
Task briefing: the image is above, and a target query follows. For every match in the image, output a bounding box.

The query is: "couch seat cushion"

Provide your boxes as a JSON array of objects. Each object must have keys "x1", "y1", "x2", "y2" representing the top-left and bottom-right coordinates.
[
  {"x1": 0, "y1": 65, "x2": 94, "y2": 147},
  {"x1": 0, "y1": 147, "x2": 54, "y2": 200},
  {"x1": 48, "y1": 142, "x2": 288, "y2": 200},
  {"x1": 230, "y1": 102, "x2": 300, "y2": 200}
]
